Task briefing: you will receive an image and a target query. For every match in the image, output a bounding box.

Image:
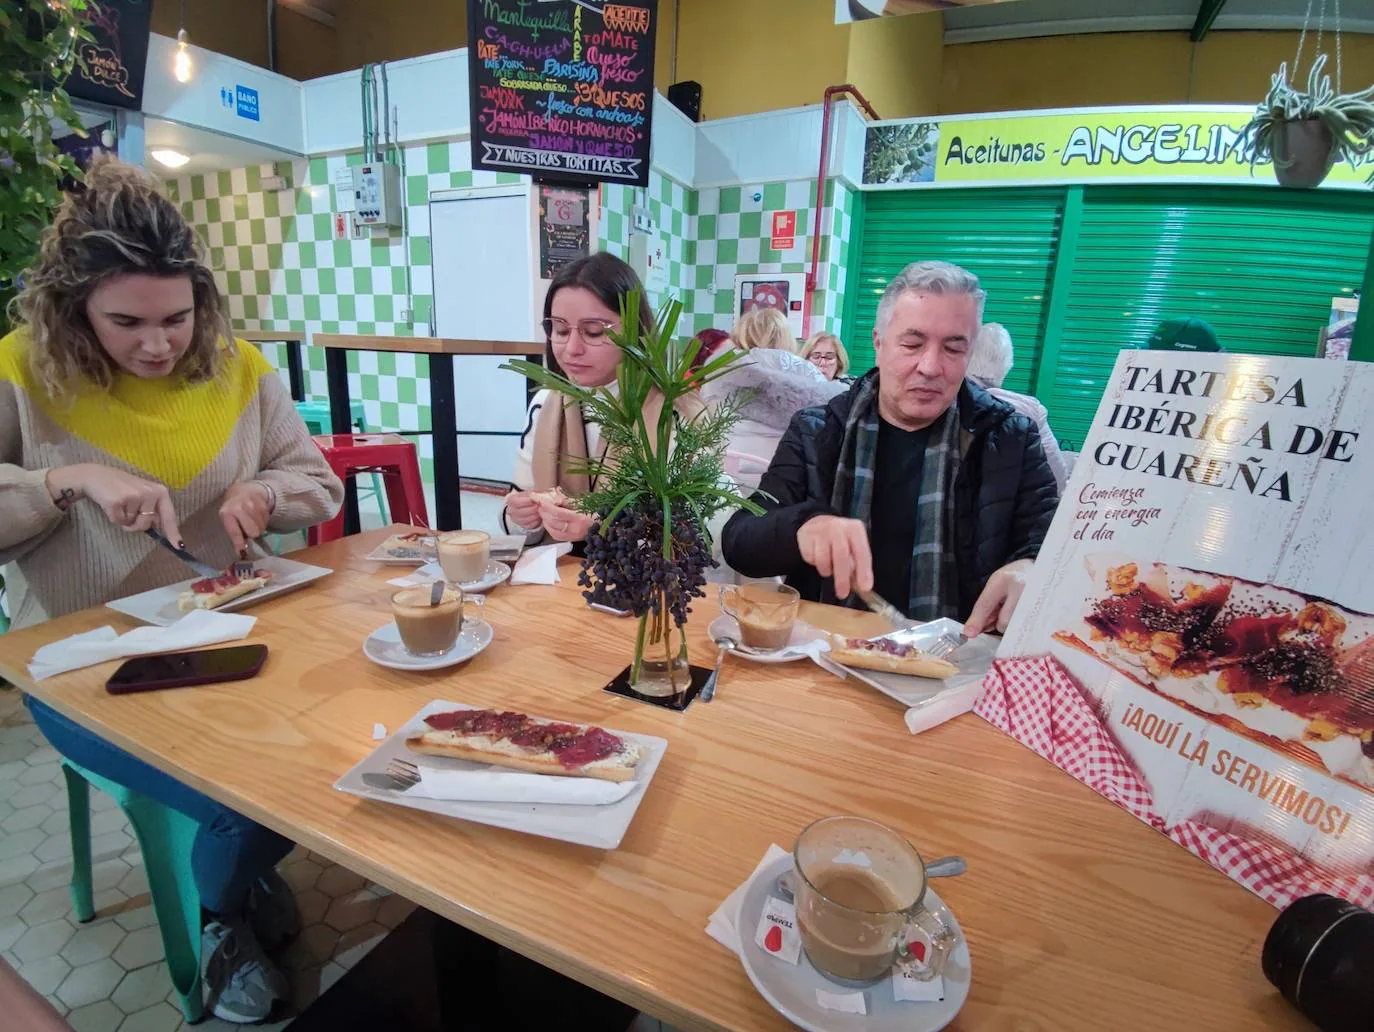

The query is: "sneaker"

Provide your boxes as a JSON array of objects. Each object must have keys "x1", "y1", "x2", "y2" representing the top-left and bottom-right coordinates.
[
  {"x1": 247, "y1": 869, "x2": 302, "y2": 953},
  {"x1": 203, "y1": 918, "x2": 290, "y2": 1024}
]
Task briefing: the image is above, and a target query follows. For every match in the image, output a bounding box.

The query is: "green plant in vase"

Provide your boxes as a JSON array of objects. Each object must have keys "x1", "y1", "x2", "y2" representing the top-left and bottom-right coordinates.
[{"x1": 502, "y1": 293, "x2": 761, "y2": 696}]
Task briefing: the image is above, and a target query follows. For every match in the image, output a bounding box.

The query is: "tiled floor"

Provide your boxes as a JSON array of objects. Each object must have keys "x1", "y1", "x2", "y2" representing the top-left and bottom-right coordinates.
[{"x1": 0, "y1": 688, "x2": 415, "y2": 1031}]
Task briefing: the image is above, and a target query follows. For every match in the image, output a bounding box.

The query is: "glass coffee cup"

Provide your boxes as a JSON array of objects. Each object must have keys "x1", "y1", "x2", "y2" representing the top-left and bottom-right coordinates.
[
  {"x1": 781, "y1": 816, "x2": 957, "y2": 985},
  {"x1": 719, "y1": 583, "x2": 800, "y2": 650},
  {"x1": 438, "y1": 530, "x2": 491, "y2": 585},
  {"x1": 389, "y1": 584, "x2": 484, "y2": 656}
]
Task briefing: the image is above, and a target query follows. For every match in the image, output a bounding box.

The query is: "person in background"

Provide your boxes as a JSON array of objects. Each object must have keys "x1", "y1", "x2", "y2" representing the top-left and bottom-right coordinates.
[
  {"x1": 0, "y1": 157, "x2": 344, "y2": 1023},
  {"x1": 966, "y1": 323, "x2": 1068, "y2": 492},
  {"x1": 732, "y1": 305, "x2": 798, "y2": 354},
  {"x1": 688, "y1": 326, "x2": 732, "y2": 374},
  {"x1": 504, "y1": 253, "x2": 702, "y2": 545},
  {"x1": 722, "y1": 261, "x2": 1059, "y2": 635},
  {"x1": 1146, "y1": 316, "x2": 1221, "y2": 352},
  {"x1": 801, "y1": 331, "x2": 851, "y2": 382}
]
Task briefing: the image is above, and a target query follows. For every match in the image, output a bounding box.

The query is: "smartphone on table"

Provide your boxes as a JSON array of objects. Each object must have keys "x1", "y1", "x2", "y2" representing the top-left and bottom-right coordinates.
[{"x1": 106, "y1": 645, "x2": 268, "y2": 695}]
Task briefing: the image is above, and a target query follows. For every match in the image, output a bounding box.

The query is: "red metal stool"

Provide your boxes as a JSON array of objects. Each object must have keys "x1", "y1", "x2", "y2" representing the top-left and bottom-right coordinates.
[{"x1": 311, "y1": 433, "x2": 428, "y2": 543}]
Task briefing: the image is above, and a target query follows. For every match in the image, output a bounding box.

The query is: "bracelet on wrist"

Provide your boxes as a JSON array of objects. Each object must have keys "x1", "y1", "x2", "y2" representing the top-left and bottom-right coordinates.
[{"x1": 254, "y1": 480, "x2": 277, "y2": 513}]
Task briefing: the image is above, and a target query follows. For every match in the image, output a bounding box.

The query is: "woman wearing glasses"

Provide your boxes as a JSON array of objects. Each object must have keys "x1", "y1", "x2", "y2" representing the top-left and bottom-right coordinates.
[{"x1": 503, "y1": 253, "x2": 685, "y2": 544}]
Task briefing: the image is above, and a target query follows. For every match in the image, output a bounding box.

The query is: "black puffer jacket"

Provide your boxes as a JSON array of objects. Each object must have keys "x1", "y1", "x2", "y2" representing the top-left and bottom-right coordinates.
[{"x1": 721, "y1": 374, "x2": 1060, "y2": 619}]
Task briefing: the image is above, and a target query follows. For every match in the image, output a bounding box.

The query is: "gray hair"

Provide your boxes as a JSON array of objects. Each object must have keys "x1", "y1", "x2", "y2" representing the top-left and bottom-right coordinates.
[
  {"x1": 875, "y1": 260, "x2": 986, "y2": 335},
  {"x1": 967, "y1": 322, "x2": 1014, "y2": 388}
]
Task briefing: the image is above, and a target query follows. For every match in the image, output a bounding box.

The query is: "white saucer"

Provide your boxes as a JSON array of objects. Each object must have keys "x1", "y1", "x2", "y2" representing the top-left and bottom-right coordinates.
[
  {"x1": 738, "y1": 854, "x2": 971, "y2": 1032},
  {"x1": 460, "y1": 561, "x2": 512, "y2": 594},
  {"x1": 363, "y1": 619, "x2": 494, "y2": 671},
  {"x1": 708, "y1": 615, "x2": 825, "y2": 664}
]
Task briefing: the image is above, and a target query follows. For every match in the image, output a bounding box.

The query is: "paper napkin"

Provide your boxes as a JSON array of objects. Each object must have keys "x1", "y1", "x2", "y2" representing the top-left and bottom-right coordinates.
[
  {"x1": 407, "y1": 761, "x2": 635, "y2": 805},
  {"x1": 510, "y1": 542, "x2": 573, "y2": 586},
  {"x1": 904, "y1": 680, "x2": 987, "y2": 736},
  {"x1": 706, "y1": 843, "x2": 790, "y2": 952},
  {"x1": 387, "y1": 562, "x2": 444, "y2": 588},
  {"x1": 28, "y1": 610, "x2": 258, "y2": 680}
]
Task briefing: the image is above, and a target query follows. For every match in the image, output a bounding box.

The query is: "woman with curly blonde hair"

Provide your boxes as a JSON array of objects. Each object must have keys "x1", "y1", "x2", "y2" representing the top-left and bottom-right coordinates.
[{"x1": 1, "y1": 157, "x2": 343, "y2": 1023}]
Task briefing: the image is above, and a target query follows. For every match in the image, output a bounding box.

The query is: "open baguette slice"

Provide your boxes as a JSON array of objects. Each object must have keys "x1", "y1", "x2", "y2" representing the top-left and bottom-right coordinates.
[
  {"x1": 827, "y1": 635, "x2": 958, "y2": 678},
  {"x1": 406, "y1": 730, "x2": 641, "y2": 782},
  {"x1": 178, "y1": 574, "x2": 270, "y2": 612}
]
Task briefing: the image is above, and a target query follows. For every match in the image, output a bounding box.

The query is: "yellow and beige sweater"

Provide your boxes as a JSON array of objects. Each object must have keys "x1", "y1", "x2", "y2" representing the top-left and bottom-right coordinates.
[{"x1": 0, "y1": 331, "x2": 344, "y2": 629}]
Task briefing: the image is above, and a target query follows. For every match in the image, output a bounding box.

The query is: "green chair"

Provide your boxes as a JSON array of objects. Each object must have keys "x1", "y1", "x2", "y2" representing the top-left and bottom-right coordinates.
[
  {"x1": 63, "y1": 761, "x2": 205, "y2": 1023},
  {"x1": 294, "y1": 400, "x2": 389, "y2": 523}
]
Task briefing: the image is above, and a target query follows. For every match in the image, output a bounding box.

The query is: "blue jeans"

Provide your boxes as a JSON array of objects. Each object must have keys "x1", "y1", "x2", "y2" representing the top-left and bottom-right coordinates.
[{"x1": 26, "y1": 697, "x2": 293, "y2": 915}]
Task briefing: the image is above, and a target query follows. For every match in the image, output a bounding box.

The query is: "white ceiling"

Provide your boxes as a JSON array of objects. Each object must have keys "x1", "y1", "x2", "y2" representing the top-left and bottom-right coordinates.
[
  {"x1": 144, "y1": 118, "x2": 300, "y2": 176},
  {"x1": 945, "y1": 0, "x2": 1374, "y2": 42}
]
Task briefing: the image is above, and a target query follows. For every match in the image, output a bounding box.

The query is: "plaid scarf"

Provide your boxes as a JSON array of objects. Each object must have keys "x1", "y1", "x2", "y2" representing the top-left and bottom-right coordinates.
[{"x1": 829, "y1": 373, "x2": 962, "y2": 620}]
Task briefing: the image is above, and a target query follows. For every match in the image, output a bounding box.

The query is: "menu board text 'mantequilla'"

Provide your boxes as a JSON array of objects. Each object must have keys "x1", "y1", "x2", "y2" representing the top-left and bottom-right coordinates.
[{"x1": 467, "y1": 0, "x2": 657, "y2": 188}]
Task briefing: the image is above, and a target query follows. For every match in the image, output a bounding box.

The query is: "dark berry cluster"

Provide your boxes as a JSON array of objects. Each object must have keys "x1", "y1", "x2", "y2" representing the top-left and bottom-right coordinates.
[{"x1": 579, "y1": 503, "x2": 715, "y2": 625}]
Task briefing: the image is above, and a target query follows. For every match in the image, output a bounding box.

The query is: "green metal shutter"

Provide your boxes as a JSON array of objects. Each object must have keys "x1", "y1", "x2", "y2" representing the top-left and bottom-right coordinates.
[
  {"x1": 1046, "y1": 185, "x2": 1374, "y2": 450},
  {"x1": 846, "y1": 189, "x2": 1065, "y2": 392}
]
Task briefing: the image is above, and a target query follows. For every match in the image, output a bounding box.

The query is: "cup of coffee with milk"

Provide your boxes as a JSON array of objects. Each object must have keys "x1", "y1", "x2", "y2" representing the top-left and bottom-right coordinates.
[
  {"x1": 782, "y1": 816, "x2": 957, "y2": 985},
  {"x1": 390, "y1": 584, "x2": 484, "y2": 656},
  {"x1": 438, "y1": 530, "x2": 490, "y2": 585},
  {"x1": 719, "y1": 583, "x2": 800, "y2": 650}
]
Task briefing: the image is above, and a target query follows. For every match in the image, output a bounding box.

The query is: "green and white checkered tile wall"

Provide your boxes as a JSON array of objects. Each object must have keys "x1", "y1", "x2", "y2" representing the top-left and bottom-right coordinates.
[{"x1": 167, "y1": 141, "x2": 859, "y2": 493}]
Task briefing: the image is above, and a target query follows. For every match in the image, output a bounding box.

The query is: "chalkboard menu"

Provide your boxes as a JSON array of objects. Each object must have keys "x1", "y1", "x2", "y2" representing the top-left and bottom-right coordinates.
[
  {"x1": 467, "y1": 0, "x2": 657, "y2": 188},
  {"x1": 68, "y1": 0, "x2": 153, "y2": 110}
]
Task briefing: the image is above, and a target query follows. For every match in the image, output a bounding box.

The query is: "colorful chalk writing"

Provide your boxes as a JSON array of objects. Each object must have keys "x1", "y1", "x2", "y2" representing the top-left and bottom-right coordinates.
[{"x1": 467, "y1": 0, "x2": 657, "y2": 187}]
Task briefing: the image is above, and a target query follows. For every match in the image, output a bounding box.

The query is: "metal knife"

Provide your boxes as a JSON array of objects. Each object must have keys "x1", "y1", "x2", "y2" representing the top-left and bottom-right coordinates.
[
  {"x1": 145, "y1": 529, "x2": 220, "y2": 579},
  {"x1": 856, "y1": 588, "x2": 917, "y2": 632}
]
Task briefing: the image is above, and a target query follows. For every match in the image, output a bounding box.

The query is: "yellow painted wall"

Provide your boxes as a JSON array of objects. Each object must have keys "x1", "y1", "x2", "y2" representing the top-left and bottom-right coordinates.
[
  {"x1": 674, "y1": 0, "x2": 850, "y2": 120},
  {"x1": 941, "y1": 30, "x2": 1374, "y2": 115},
  {"x1": 845, "y1": 12, "x2": 943, "y2": 118}
]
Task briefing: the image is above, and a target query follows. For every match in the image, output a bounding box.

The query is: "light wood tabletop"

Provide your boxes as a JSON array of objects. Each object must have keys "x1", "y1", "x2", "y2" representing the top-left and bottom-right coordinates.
[{"x1": 0, "y1": 529, "x2": 1303, "y2": 1031}]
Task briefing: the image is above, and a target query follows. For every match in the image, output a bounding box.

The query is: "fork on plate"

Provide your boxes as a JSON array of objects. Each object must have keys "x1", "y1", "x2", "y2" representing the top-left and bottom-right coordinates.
[
  {"x1": 384, "y1": 758, "x2": 421, "y2": 790},
  {"x1": 927, "y1": 630, "x2": 968, "y2": 660}
]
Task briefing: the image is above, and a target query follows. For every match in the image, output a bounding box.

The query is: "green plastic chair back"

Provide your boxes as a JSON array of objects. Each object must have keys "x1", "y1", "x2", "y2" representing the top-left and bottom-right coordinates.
[{"x1": 62, "y1": 762, "x2": 205, "y2": 1023}]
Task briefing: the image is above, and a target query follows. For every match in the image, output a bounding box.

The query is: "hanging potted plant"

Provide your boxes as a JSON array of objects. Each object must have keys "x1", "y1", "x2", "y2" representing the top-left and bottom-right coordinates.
[
  {"x1": 502, "y1": 295, "x2": 760, "y2": 697},
  {"x1": 1241, "y1": 54, "x2": 1374, "y2": 188}
]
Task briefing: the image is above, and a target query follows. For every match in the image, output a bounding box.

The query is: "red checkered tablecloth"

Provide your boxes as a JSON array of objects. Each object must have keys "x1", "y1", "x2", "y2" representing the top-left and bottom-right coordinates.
[{"x1": 974, "y1": 655, "x2": 1374, "y2": 911}]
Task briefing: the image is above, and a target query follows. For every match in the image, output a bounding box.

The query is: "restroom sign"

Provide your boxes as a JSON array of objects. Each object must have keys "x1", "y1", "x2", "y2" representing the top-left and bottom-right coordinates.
[{"x1": 771, "y1": 210, "x2": 797, "y2": 250}]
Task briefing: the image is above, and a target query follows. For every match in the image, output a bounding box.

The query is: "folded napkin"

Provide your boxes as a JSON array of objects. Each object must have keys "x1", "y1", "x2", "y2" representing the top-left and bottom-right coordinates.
[
  {"x1": 904, "y1": 680, "x2": 987, "y2": 736},
  {"x1": 29, "y1": 610, "x2": 258, "y2": 680},
  {"x1": 510, "y1": 542, "x2": 573, "y2": 586},
  {"x1": 387, "y1": 562, "x2": 444, "y2": 588},
  {"x1": 406, "y1": 759, "x2": 636, "y2": 805},
  {"x1": 706, "y1": 843, "x2": 790, "y2": 952}
]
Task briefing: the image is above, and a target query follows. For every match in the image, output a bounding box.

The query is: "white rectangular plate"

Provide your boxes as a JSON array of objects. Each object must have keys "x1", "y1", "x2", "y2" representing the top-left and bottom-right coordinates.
[
  {"x1": 365, "y1": 533, "x2": 438, "y2": 566},
  {"x1": 334, "y1": 700, "x2": 668, "y2": 849},
  {"x1": 837, "y1": 617, "x2": 1000, "y2": 708},
  {"x1": 105, "y1": 556, "x2": 333, "y2": 627}
]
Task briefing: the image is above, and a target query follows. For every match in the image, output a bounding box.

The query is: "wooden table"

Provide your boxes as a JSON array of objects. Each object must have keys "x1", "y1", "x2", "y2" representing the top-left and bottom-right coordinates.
[
  {"x1": 0, "y1": 529, "x2": 1303, "y2": 1032},
  {"x1": 311, "y1": 334, "x2": 545, "y2": 534}
]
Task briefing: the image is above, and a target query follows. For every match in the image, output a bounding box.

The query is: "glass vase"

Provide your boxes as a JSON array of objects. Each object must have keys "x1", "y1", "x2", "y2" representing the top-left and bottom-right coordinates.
[{"x1": 630, "y1": 589, "x2": 690, "y2": 697}]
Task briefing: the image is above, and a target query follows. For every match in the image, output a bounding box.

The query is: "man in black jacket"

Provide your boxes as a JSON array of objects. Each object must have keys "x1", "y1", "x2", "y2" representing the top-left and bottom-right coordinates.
[{"x1": 721, "y1": 261, "x2": 1060, "y2": 637}]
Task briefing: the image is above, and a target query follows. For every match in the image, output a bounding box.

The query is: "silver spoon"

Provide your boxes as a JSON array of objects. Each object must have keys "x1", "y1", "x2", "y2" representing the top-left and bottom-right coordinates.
[{"x1": 701, "y1": 635, "x2": 739, "y2": 703}]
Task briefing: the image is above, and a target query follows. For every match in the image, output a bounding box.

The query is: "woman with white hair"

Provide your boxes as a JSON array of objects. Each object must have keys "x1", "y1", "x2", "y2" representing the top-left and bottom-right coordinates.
[{"x1": 967, "y1": 323, "x2": 1068, "y2": 491}]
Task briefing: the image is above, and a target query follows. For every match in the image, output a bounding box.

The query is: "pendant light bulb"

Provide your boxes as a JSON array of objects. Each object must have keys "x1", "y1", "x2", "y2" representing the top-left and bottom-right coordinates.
[{"x1": 173, "y1": 28, "x2": 193, "y2": 83}]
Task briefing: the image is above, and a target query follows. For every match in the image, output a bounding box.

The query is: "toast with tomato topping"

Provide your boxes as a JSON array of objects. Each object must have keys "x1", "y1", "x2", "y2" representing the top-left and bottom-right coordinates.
[
  {"x1": 405, "y1": 709, "x2": 641, "y2": 782},
  {"x1": 827, "y1": 635, "x2": 958, "y2": 678},
  {"x1": 178, "y1": 569, "x2": 272, "y2": 611}
]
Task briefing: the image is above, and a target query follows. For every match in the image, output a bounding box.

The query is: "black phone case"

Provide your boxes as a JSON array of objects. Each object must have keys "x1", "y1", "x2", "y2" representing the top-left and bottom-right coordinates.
[{"x1": 106, "y1": 644, "x2": 268, "y2": 694}]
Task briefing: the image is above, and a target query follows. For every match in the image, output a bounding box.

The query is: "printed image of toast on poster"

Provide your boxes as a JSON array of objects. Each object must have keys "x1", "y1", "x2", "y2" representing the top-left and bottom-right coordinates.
[{"x1": 991, "y1": 350, "x2": 1374, "y2": 911}]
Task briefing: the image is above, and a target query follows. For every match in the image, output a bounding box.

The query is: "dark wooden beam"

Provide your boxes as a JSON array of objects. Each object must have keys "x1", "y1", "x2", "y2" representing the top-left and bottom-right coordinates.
[{"x1": 1190, "y1": 0, "x2": 1228, "y2": 41}]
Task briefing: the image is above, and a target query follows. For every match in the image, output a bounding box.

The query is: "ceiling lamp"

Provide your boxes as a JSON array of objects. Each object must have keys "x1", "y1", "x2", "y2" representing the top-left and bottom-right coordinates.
[
  {"x1": 151, "y1": 149, "x2": 190, "y2": 169},
  {"x1": 173, "y1": 0, "x2": 193, "y2": 83}
]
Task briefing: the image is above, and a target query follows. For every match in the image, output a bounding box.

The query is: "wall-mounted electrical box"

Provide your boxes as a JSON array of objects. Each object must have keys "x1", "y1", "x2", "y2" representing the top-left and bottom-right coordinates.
[{"x1": 353, "y1": 163, "x2": 402, "y2": 227}]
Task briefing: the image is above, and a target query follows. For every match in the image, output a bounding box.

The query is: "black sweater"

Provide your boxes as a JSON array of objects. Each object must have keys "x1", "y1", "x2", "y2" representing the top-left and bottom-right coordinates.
[{"x1": 720, "y1": 374, "x2": 1061, "y2": 620}]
